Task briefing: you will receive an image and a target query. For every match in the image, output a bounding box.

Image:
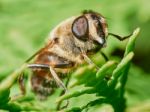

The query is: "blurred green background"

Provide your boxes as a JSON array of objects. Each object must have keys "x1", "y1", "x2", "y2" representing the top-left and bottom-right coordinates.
[{"x1": 0, "y1": 0, "x2": 150, "y2": 111}]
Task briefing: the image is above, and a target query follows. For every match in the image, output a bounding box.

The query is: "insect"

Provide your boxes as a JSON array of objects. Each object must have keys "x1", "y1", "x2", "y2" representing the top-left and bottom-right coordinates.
[{"x1": 18, "y1": 10, "x2": 131, "y2": 101}]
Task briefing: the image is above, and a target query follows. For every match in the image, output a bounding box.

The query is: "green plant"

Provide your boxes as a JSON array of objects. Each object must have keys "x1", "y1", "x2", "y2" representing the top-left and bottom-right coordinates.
[{"x1": 0, "y1": 28, "x2": 140, "y2": 112}]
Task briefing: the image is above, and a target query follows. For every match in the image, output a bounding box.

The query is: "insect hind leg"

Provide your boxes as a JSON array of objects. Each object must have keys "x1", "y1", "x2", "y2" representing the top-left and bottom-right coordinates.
[
  {"x1": 11, "y1": 73, "x2": 26, "y2": 101},
  {"x1": 18, "y1": 73, "x2": 26, "y2": 95}
]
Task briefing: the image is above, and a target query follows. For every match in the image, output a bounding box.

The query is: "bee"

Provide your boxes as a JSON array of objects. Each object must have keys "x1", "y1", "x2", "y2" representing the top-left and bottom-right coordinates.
[{"x1": 18, "y1": 10, "x2": 131, "y2": 100}]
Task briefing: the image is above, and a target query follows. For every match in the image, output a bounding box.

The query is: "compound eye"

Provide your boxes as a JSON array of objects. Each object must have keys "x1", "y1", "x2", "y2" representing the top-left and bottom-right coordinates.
[{"x1": 72, "y1": 16, "x2": 88, "y2": 41}]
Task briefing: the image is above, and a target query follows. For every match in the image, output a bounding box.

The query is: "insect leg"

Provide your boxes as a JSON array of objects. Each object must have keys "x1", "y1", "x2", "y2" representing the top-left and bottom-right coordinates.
[
  {"x1": 28, "y1": 62, "x2": 73, "y2": 69},
  {"x1": 11, "y1": 73, "x2": 26, "y2": 101},
  {"x1": 108, "y1": 33, "x2": 132, "y2": 41},
  {"x1": 49, "y1": 66, "x2": 67, "y2": 92},
  {"x1": 28, "y1": 63, "x2": 69, "y2": 108},
  {"x1": 57, "y1": 75, "x2": 70, "y2": 110},
  {"x1": 28, "y1": 64, "x2": 68, "y2": 91},
  {"x1": 18, "y1": 73, "x2": 26, "y2": 95},
  {"x1": 82, "y1": 53, "x2": 99, "y2": 71},
  {"x1": 28, "y1": 64, "x2": 49, "y2": 69},
  {"x1": 100, "y1": 51, "x2": 109, "y2": 61}
]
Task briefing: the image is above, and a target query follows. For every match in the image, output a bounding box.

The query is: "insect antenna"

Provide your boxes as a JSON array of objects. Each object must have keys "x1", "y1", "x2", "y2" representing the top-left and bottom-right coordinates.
[{"x1": 108, "y1": 32, "x2": 132, "y2": 41}]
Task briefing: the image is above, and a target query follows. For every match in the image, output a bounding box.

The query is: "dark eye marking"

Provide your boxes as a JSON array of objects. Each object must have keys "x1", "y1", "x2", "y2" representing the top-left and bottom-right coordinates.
[
  {"x1": 97, "y1": 20, "x2": 105, "y2": 37},
  {"x1": 90, "y1": 14, "x2": 105, "y2": 38},
  {"x1": 91, "y1": 14, "x2": 99, "y2": 20}
]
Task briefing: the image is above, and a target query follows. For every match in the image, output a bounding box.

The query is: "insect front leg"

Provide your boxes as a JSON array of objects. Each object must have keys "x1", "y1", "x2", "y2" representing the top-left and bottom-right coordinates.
[
  {"x1": 81, "y1": 51, "x2": 100, "y2": 71},
  {"x1": 100, "y1": 51, "x2": 109, "y2": 62}
]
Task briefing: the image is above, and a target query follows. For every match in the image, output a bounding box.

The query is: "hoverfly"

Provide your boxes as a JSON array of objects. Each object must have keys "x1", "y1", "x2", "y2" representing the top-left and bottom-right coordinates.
[{"x1": 18, "y1": 10, "x2": 131, "y2": 101}]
